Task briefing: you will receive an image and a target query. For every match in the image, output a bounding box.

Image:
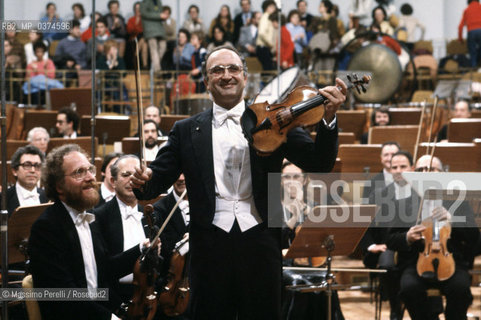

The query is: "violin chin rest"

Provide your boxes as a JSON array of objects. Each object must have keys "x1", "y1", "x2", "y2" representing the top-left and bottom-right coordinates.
[{"x1": 241, "y1": 107, "x2": 257, "y2": 143}]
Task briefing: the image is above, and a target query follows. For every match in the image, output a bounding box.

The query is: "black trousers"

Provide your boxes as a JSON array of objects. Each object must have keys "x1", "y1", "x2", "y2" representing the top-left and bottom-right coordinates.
[
  {"x1": 189, "y1": 221, "x2": 282, "y2": 320},
  {"x1": 399, "y1": 266, "x2": 472, "y2": 320}
]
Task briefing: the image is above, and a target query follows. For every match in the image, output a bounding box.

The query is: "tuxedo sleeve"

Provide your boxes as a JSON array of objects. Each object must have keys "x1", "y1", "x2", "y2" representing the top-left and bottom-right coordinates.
[
  {"x1": 29, "y1": 218, "x2": 112, "y2": 320},
  {"x1": 284, "y1": 123, "x2": 338, "y2": 173},
  {"x1": 134, "y1": 123, "x2": 182, "y2": 200}
]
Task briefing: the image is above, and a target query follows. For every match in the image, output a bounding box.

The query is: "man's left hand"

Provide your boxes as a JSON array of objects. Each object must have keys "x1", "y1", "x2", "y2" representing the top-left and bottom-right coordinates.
[{"x1": 319, "y1": 78, "x2": 347, "y2": 123}]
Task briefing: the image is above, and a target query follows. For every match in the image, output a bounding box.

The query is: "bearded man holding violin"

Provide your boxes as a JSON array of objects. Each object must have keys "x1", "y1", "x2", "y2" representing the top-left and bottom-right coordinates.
[
  {"x1": 374, "y1": 152, "x2": 480, "y2": 320},
  {"x1": 131, "y1": 45, "x2": 347, "y2": 319}
]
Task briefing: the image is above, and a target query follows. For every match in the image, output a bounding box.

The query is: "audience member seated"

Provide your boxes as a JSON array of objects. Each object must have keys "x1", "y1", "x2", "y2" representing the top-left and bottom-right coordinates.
[
  {"x1": 54, "y1": 19, "x2": 88, "y2": 69},
  {"x1": 237, "y1": 11, "x2": 261, "y2": 58},
  {"x1": 309, "y1": 0, "x2": 342, "y2": 52},
  {"x1": 6, "y1": 29, "x2": 26, "y2": 67},
  {"x1": 87, "y1": 18, "x2": 113, "y2": 66},
  {"x1": 4, "y1": 39, "x2": 24, "y2": 101},
  {"x1": 40, "y1": 2, "x2": 64, "y2": 42},
  {"x1": 361, "y1": 106, "x2": 391, "y2": 144},
  {"x1": 144, "y1": 105, "x2": 166, "y2": 136},
  {"x1": 95, "y1": 154, "x2": 149, "y2": 302},
  {"x1": 206, "y1": 25, "x2": 234, "y2": 53},
  {"x1": 368, "y1": 23, "x2": 401, "y2": 55},
  {"x1": 437, "y1": 100, "x2": 472, "y2": 142},
  {"x1": 182, "y1": 4, "x2": 206, "y2": 35},
  {"x1": 142, "y1": 119, "x2": 161, "y2": 161},
  {"x1": 105, "y1": 0, "x2": 127, "y2": 58},
  {"x1": 5, "y1": 145, "x2": 48, "y2": 217},
  {"x1": 362, "y1": 141, "x2": 400, "y2": 202},
  {"x1": 97, "y1": 152, "x2": 123, "y2": 207},
  {"x1": 233, "y1": 0, "x2": 253, "y2": 46},
  {"x1": 26, "y1": 41, "x2": 56, "y2": 80},
  {"x1": 286, "y1": 10, "x2": 308, "y2": 69},
  {"x1": 173, "y1": 29, "x2": 195, "y2": 70},
  {"x1": 140, "y1": 0, "x2": 168, "y2": 73},
  {"x1": 161, "y1": 5, "x2": 177, "y2": 70},
  {"x1": 24, "y1": 30, "x2": 49, "y2": 65},
  {"x1": 256, "y1": 0, "x2": 278, "y2": 71},
  {"x1": 190, "y1": 31, "x2": 207, "y2": 93},
  {"x1": 71, "y1": 3, "x2": 91, "y2": 32},
  {"x1": 126, "y1": 1, "x2": 148, "y2": 70},
  {"x1": 56, "y1": 107, "x2": 80, "y2": 138},
  {"x1": 208, "y1": 5, "x2": 235, "y2": 43},
  {"x1": 27, "y1": 127, "x2": 50, "y2": 155},
  {"x1": 97, "y1": 39, "x2": 126, "y2": 71},
  {"x1": 372, "y1": 5, "x2": 394, "y2": 36},
  {"x1": 81, "y1": 11, "x2": 104, "y2": 43},
  {"x1": 270, "y1": 12, "x2": 295, "y2": 70}
]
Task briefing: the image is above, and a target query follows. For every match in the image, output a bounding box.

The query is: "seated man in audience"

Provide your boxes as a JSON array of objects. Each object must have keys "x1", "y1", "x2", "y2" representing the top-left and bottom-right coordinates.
[
  {"x1": 142, "y1": 120, "x2": 161, "y2": 162},
  {"x1": 362, "y1": 141, "x2": 400, "y2": 202},
  {"x1": 97, "y1": 152, "x2": 123, "y2": 207},
  {"x1": 87, "y1": 17, "x2": 113, "y2": 66},
  {"x1": 27, "y1": 126, "x2": 50, "y2": 155},
  {"x1": 144, "y1": 105, "x2": 166, "y2": 136},
  {"x1": 95, "y1": 155, "x2": 150, "y2": 303},
  {"x1": 237, "y1": 11, "x2": 261, "y2": 58},
  {"x1": 54, "y1": 20, "x2": 87, "y2": 70},
  {"x1": 56, "y1": 106, "x2": 80, "y2": 138},
  {"x1": 6, "y1": 145, "x2": 48, "y2": 216},
  {"x1": 361, "y1": 106, "x2": 391, "y2": 144},
  {"x1": 29, "y1": 144, "x2": 155, "y2": 320},
  {"x1": 437, "y1": 100, "x2": 472, "y2": 142}
]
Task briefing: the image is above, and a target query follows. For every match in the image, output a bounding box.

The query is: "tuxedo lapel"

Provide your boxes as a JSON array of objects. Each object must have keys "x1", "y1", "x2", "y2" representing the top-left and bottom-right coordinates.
[
  {"x1": 191, "y1": 109, "x2": 215, "y2": 204},
  {"x1": 110, "y1": 198, "x2": 124, "y2": 253},
  {"x1": 7, "y1": 187, "x2": 20, "y2": 216}
]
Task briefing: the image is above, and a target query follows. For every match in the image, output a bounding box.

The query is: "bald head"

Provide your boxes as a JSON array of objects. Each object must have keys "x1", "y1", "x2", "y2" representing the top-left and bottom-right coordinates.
[{"x1": 415, "y1": 155, "x2": 443, "y2": 172}]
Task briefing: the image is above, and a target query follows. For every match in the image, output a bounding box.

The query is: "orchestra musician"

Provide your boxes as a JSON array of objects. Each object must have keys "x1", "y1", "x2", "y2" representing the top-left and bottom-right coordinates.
[
  {"x1": 130, "y1": 45, "x2": 347, "y2": 319},
  {"x1": 94, "y1": 155, "x2": 151, "y2": 303},
  {"x1": 28, "y1": 144, "x2": 157, "y2": 320},
  {"x1": 375, "y1": 152, "x2": 479, "y2": 320}
]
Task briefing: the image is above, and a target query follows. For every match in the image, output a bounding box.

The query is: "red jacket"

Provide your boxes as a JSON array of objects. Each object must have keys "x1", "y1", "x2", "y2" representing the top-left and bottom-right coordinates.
[
  {"x1": 278, "y1": 26, "x2": 295, "y2": 68},
  {"x1": 127, "y1": 16, "x2": 143, "y2": 41},
  {"x1": 459, "y1": 1, "x2": 481, "y2": 41}
]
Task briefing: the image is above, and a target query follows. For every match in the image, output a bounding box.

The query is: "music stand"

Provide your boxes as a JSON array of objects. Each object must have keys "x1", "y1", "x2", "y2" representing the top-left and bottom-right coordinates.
[
  {"x1": 284, "y1": 204, "x2": 377, "y2": 320},
  {"x1": 3, "y1": 203, "x2": 52, "y2": 267}
]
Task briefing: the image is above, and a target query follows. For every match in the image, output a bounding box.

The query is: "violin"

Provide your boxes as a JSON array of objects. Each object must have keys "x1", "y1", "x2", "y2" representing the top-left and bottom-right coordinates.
[
  {"x1": 157, "y1": 235, "x2": 190, "y2": 316},
  {"x1": 241, "y1": 74, "x2": 371, "y2": 156},
  {"x1": 126, "y1": 204, "x2": 160, "y2": 320},
  {"x1": 416, "y1": 214, "x2": 454, "y2": 281}
]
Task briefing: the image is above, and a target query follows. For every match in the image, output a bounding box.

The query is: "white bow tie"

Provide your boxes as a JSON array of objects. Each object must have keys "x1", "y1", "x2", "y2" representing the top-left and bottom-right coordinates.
[
  {"x1": 23, "y1": 190, "x2": 39, "y2": 200},
  {"x1": 75, "y1": 213, "x2": 95, "y2": 226},
  {"x1": 124, "y1": 207, "x2": 143, "y2": 222},
  {"x1": 215, "y1": 108, "x2": 242, "y2": 127}
]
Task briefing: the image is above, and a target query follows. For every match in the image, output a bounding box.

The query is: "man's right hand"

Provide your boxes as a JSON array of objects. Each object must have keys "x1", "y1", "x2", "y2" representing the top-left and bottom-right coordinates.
[
  {"x1": 407, "y1": 224, "x2": 426, "y2": 244},
  {"x1": 368, "y1": 244, "x2": 387, "y2": 253},
  {"x1": 130, "y1": 165, "x2": 153, "y2": 189}
]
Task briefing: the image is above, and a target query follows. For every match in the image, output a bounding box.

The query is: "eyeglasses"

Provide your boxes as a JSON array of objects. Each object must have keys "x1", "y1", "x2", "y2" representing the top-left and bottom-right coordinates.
[
  {"x1": 19, "y1": 162, "x2": 42, "y2": 171},
  {"x1": 66, "y1": 165, "x2": 96, "y2": 180},
  {"x1": 120, "y1": 171, "x2": 134, "y2": 178},
  {"x1": 207, "y1": 64, "x2": 244, "y2": 77}
]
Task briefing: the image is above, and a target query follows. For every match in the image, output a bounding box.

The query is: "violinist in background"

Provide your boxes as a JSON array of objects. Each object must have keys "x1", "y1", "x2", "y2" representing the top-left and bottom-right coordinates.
[
  {"x1": 130, "y1": 45, "x2": 346, "y2": 319},
  {"x1": 382, "y1": 153, "x2": 479, "y2": 320}
]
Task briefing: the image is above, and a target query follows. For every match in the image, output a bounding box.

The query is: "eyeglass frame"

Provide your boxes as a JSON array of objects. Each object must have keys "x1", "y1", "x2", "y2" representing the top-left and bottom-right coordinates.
[
  {"x1": 207, "y1": 64, "x2": 245, "y2": 77},
  {"x1": 65, "y1": 165, "x2": 97, "y2": 181},
  {"x1": 17, "y1": 162, "x2": 43, "y2": 171}
]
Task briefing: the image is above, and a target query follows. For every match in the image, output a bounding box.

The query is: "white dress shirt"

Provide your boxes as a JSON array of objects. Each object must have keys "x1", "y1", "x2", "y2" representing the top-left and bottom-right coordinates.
[
  {"x1": 64, "y1": 202, "x2": 98, "y2": 290},
  {"x1": 63, "y1": 131, "x2": 78, "y2": 139},
  {"x1": 100, "y1": 183, "x2": 115, "y2": 203},
  {"x1": 117, "y1": 198, "x2": 146, "y2": 283},
  {"x1": 173, "y1": 191, "x2": 190, "y2": 226},
  {"x1": 144, "y1": 145, "x2": 160, "y2": 162},
  {"x1": 16, "y1": 183, "x2": 41, "y2": 207},
  {"x1": 212, "y1": 101, "x2": 263, "y2": 232},
  {"x1": 383, "y1": 168, "x2": 394, "y2": 186}
]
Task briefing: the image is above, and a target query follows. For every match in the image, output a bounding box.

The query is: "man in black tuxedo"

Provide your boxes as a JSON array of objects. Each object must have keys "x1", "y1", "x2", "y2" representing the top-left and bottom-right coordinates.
[
  {"x1": 28, "y1": 144, "x2": 152, "y2": 320},
  {"x1": 233, "y1": 0, "x2": 253, "y2": 46},
  {"x1": 362, "y1": 141, "x2": 400, "y2": 203},
  {"x1": 380, "y1": 152, "x2": 480, "y2": 320},
  {"x1": 131, "y1": 45, "x2": 347, "y2": 319},
  {"x1": 97, "y1": 152, "x2": 123, "y2": 207},
  {"x1": 95, "y1": 154, "x2": 150, "y2": 302},
  {"x1": 6, "y1": 145, "x2": 48, "y2": 216},
  {"x1": 153, "y1": 173, "x2": 189, "y2": 262}
]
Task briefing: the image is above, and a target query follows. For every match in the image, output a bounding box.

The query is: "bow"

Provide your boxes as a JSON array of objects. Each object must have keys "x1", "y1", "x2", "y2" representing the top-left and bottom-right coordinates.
[
  {"x1": 215, "y1": 107, "x2": 242, "y2": 127},
  {"x1": 75, "y1": 213, "x2": 95, "y2": 226}
]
